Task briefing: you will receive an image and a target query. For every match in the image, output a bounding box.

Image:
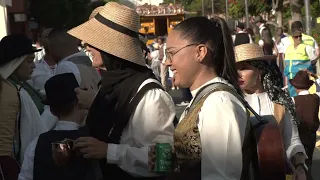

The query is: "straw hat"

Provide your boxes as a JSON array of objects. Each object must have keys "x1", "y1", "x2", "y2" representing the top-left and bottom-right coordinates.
[
  {"x1": 88, "y1": 5, "x2": 148, "y2": 45},
  {"x1": 234, "y1": 44, "x2": 277, "y2": 63},
  {"x1": 68, "y1": 2, "x2": 145, "y2": 66},
  {"x1": 89, "y1": 6, "x2": 104, "y2": 20}
]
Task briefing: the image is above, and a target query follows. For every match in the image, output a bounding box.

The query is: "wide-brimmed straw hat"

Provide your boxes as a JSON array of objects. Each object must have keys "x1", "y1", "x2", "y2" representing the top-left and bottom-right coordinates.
[
  {"x1": 68, "y1": 2, "x2": 145, "y2": 66},
  {"x1": 289, "y1": 70, "x2": 314, "y2": 90},
  {"x1": 234, "y1": 44, "x2": 277, "y2": 63}
]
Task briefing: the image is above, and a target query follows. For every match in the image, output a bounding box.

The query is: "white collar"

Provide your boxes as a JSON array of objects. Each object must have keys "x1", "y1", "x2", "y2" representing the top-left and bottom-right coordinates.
[
  {"x1": 298, "y1": 90, "x2": 310, "y2": 95},
  {"x1": 54, "y1": 121, "x2": 80, "y2": 131}
]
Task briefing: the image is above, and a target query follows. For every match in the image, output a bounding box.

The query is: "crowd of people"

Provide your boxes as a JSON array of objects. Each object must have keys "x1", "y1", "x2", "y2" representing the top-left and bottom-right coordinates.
[{"x1": 0, "y1": 1, "x2": 320, "y2": 180}]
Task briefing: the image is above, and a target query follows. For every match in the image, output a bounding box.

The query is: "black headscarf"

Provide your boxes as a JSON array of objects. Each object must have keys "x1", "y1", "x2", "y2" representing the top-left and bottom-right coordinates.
[
  {"x1": 86, "y1": 51, "x2": 156, "y2": 142},
  {"x1": 247, "y1": 60, "x2": 299, "y2": 125}
]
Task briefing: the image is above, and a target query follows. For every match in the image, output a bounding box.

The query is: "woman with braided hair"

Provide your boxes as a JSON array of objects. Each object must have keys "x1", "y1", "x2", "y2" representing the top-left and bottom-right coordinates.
[{"x1": 235, "y1": 43, "x2": 307, "y2": 180}]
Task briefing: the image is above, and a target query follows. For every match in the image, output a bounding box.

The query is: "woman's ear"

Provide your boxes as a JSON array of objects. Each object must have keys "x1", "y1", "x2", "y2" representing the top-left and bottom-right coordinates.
[{"x1": 196, "y1": 44, "x2": 208, "y2": 63}]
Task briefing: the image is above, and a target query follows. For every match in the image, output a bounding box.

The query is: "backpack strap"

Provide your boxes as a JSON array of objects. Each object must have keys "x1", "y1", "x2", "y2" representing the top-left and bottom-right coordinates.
[{"x1": 190, "y1": 82, "x2": 267, "y2": 126}]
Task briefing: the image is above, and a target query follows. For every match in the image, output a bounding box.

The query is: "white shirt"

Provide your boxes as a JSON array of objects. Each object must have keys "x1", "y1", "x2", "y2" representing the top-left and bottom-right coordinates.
[
  {"x1": 106, "y1": 78, "x2": 175, "y2": 177},
  {"x1": 27, "y1": 58, "x2": 56, "y2": 95},
  {"x1": 244, "y1": 92, "x2": 306, "y2": 159},
  {"x1": 232, "y1": 30, "x2": 253, "y2": 44},
  {"x1": 150, "y1": 50, "x2": 159, "y2": 62},
  {"x1": 180, "y1": 77, "x2": 247, "y2": 180},
  {"x1": 159, "y1": 44, "x2": 167, "y2": 64},
  {"x1": 18, "y1": 121, "x2": 80, "y2": 180}
]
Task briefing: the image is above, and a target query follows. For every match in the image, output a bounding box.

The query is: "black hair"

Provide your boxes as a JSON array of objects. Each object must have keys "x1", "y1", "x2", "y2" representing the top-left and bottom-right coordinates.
[
  {"x1": 50, "y1": 100, "x2": 77, "y2": 118},
  {"x1": 98, "y1": 49, "x2": 149, "y2": 72},
  {"x1": 173, "y1": 16, "x2": 242, "y2": 96},
  {"x1": 291, "y1": 21, "x2": 303, "y2": 31}
]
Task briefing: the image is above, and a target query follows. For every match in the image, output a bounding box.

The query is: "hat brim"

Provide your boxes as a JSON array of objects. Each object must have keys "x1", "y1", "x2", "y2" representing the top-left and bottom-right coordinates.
[
  {"x1": 68, "y1": 18, "x2": 145, "y2": 67},
  {"x1": 289, "y1": 79, "x2": 314, "y2": 90},
  {"x1": 236, "y1": 55, "x2": 277, "y2": 63}
]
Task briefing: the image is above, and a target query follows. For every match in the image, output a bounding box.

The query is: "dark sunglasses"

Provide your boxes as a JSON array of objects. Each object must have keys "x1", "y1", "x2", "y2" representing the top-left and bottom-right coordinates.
[{"x1": 293, "y1": 35, "x2": 302, "y2": 39}]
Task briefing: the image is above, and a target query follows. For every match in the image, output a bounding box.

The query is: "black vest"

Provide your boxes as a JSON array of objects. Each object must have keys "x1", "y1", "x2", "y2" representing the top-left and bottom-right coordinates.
[
  {"x1": 234, "y1": 33, "x2": 250, "y2": 46},
  {"x1": 294, "y1": 94, "x2": 320, "y2": 144},
  {"x1": 33, "y1": 129, "x2": 95, "y2": 180}
]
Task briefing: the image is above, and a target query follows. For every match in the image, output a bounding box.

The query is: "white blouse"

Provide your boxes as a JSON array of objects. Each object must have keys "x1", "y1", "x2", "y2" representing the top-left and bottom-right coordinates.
[
  {"x1": 244, "y1": 92, "x2": 306, "y2": 159},
  {"x1": 180, "y1": 77, "x2": 247, "y2": 180}
]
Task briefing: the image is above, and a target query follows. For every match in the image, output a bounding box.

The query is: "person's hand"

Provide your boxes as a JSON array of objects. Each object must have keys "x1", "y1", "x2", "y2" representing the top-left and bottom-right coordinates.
[
  {"x1": 293, "y1": 166, "x2": 307, "y2": 180},
  {"x1": 73, "y1": 137, "x2": 108, "y2": 159},
  {"x1": 311, "y1": 59, "x2": 318, "y2": 66},
  {"x1": 148, "y1": 145, "x2": 156, "y2": 171},
  {"x1": 74, "y1": 87, "x2": 96, "y2": 109},
  {"x1": 303, "y1": 69, "x2": 318, "y2": 79}
]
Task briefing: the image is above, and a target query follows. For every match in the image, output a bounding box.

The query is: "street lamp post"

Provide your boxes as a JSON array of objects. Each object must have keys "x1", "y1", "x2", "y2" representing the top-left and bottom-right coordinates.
[
  {"x1": 202, "y1": 0, "x2": 205, "y2": 16},
  {"x1": 211, "y1": 0, "x2": 214, "y2": 16},
  {"x1": 304, "y1": 0, "x2": 311, "y2": 35},
  {"x1": 225, "y1": 0, "x2": 228, "y2": 21},
  {"x1": 244, "y1": 0, "x2": 249, "y2": 28}
]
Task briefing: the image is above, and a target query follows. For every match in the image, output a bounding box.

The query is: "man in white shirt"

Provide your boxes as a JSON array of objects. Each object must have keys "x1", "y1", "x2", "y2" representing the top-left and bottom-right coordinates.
[
  {"x1": 28, "y1": 28, "x2": 56, "y2": 95},
  {"x1": 158, "y1": 36, "x2": 168, "y2": 90},
  {"x1": 40, "y1": 28, "x2": 101, "y2": 130}
]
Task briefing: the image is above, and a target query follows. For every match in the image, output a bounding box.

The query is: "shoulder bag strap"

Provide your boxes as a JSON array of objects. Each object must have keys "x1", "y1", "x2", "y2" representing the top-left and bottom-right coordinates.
[{"x1": 190, "y1": 82, "x2": 267, "y2": 126}]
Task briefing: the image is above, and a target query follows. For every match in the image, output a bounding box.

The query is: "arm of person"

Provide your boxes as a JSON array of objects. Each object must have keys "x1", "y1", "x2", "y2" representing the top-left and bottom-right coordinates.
[
  {"x1": 18, "y1": 137, "x2": 38, "y2": 180},
  {"x1": 107, "y1": 88, "x2": 176, "y2": 177},
  {"x1": 306, "y1": 45, "x2": 317, "y2": 61},
  {"x1": 313, "y1": 37, "x2": 319, "y2": 57},
  {"x1": 282, "y1": 111, "x2": 307, "y2": 164},
  {"x1": 199, "y1": 91, "x2": 247, "y2": 180}
]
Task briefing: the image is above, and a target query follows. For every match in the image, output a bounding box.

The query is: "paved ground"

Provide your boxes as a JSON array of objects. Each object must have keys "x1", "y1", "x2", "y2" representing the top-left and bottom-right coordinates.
[{"x1": 168, "y1": 89, "x2": 320, "y2": 179}]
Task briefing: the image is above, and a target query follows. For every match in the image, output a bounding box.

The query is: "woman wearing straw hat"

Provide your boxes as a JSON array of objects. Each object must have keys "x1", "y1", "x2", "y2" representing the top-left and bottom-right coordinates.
[
  {"x1": 0, "y1": 34, "x2": 48, "y2": 179},
  {"x1": 235, "y1": 43, "x2": 307, "y2": 180},
  {"x1": 150, "y1": 16, "x2": 255, "y2": 179},
  {"x1": 67, "y1": 2, "x2": 176, "y2": 179}
]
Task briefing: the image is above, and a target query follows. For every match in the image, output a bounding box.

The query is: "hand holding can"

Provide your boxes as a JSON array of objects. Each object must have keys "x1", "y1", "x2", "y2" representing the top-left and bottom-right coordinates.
[{"x1": 149, "y1": 143, "x2": 173, "y2": 172}]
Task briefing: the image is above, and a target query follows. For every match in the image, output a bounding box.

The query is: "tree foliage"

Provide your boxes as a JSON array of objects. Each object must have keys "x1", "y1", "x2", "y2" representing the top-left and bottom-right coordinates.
[
  {"x1": 228, "y1": 0, "x2": 272, "y2": 19},
  {"x1": 29, "y1": 0, "x2": 92, "y2": 29}
]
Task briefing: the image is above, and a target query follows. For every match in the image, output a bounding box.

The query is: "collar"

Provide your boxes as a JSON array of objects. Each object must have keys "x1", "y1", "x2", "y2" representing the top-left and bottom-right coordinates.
[
  {"x1": 259, "y1": 23, "x2": 265, "y2": 29},
  {"x1": 190, "y1": 77, "x2": 232, "y2": 98},
  {"x1": 298, "y1": 90, "x2": 310, "y2": 95},
  {"x1": 54, "y1": 121, "x2": 80, "y2": 131},
  {"x1": 238, "y1": 30, "x2": 245, "y2": 33},
  {"x1": 60, "y1": 52, "x2": 87, "y2": 62}
]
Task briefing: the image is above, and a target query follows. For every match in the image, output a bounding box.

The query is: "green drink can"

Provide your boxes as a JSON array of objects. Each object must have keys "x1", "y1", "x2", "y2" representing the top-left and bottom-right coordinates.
[{"x1": 154, "y1": 143, "x2": 172, "y2": 172}]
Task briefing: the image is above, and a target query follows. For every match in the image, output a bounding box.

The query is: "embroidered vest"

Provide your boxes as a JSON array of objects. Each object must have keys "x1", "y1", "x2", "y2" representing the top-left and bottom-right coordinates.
[
  {"x1": 0, "y1": 79, "x2": 20, "y2": 157},
  {"x1": 173, "y1": 87, "x2": 255, "y2": 179}
]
